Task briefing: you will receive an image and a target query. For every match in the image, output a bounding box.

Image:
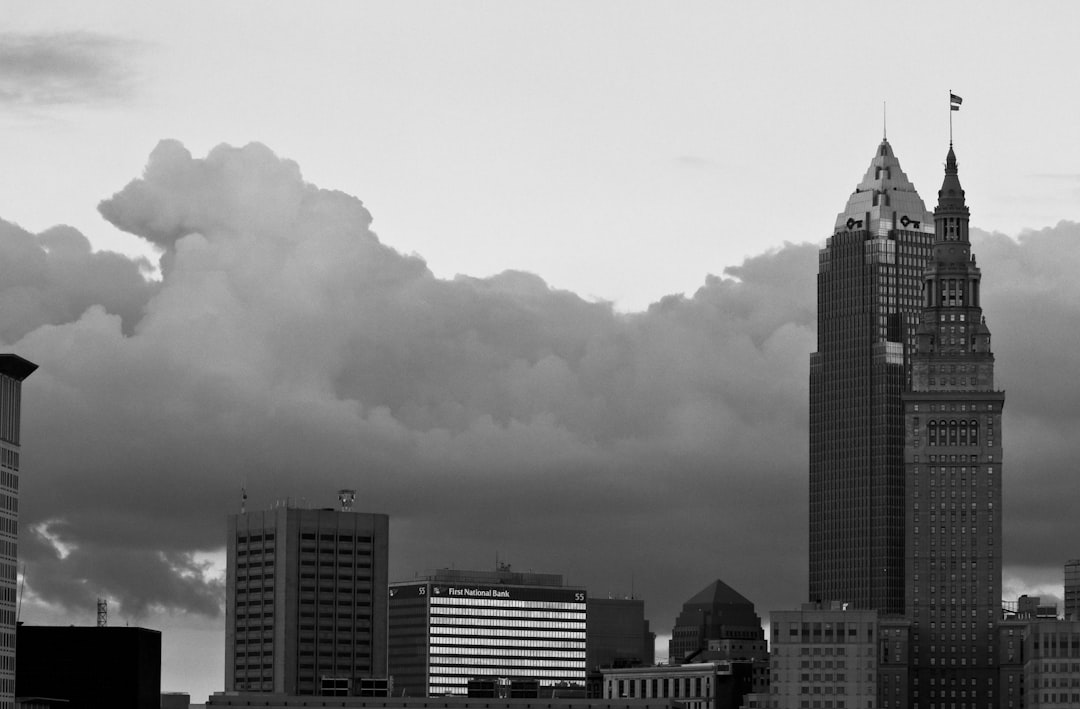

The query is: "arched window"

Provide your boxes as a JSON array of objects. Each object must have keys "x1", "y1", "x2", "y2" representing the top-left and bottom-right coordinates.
[
  {"x1": 959, "y1": 421, "x2": 968, "y2": 446},
  {"x1": 970, "y1": 422, "x2": 978, "y2": 446},
  {"x1": 949, "y1": 420, "x2": 959, "y2": 447}
]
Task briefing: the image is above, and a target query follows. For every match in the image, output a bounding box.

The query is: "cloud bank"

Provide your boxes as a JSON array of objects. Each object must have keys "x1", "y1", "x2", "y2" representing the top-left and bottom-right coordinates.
[
  {"x1": 0, "y1": 32, "x2": 139, "y2": 107},
  {"x1": 4, "y1": 141, "x2": 1076, "y2": 635}
]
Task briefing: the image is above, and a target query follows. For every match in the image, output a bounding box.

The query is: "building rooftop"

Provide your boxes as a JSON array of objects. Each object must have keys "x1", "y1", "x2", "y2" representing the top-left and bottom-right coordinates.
[
  {"x1": 834, "y1": 139, "x2": 935, "y2": 237},
  {"x1": 402, "y1": 567, "x2": 566, "y2": 588},
  {"x1": 0, "y1": 354, "x2": 37, "y2": 381}
]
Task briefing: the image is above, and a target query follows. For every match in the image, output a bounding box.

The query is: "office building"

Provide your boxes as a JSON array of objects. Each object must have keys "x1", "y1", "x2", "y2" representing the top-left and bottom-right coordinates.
[
  {"x1": 225, "y1": 497, "x2": 389, "y2": 696},
  {"x1": 601, "y1": 661, "x2": 755, "y2": 709},
  {"x1": 997, "y1": 618, "x2": 1027, "y2": 708},
  {"x1": 668, "y1": 579, "x2": 766, "y2": 665},
  {"x1": 809, "y1": 139, "x2": 936, "y2": 614},
  {"x1": 586, "y1": 597, "x2": 654, "y2": 670},
  {"x1": 768, "y1": 604, "x2": 880, "y2": 709},
  {"x1": 15, "y1": 625, "x2": 160, "y2": 709},
  {"x1": 388, "y1": 567, "x2": 587, "y2": 697},
  {"x1": 878, "y1": 616, "x2": 912, "y2": 709},
  {"x1": 903, "y1": 144, "x2": 1005, "y2": 705},
  {"x1": 0, "y1": 354, "x2": 36, "y2": 709},
  {"x1": 1064, "y1": 559, "x2": 1080, "y2": 621},
  {"x1": 1020, "y1": 619, "x2": 1080, "y2": 708}
]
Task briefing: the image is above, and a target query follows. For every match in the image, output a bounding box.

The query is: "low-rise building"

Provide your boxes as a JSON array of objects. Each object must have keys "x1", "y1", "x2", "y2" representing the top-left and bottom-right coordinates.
[
  {"x1": 16, "y1": 625, "x2": 161, "y2": 709},
  {"x1": 600, "y1": 661, "x2": 755, "y2": 709},
  {"x1": 768, "y1": 603, "x2": 878, "y2": 709}
]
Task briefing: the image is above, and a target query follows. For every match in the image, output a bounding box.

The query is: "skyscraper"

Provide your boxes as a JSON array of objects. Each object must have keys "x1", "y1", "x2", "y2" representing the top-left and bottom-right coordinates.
[
  {"x1": 809, "y1": 139, "x2": 936, "y2": 614},
  {"x1": 903, "y1": 144, "x2": 1004, "y2": 704},
  {"x1": 225, "y1": 502, "x2": 389, "y2": 696},
  {"x1": 0, "y1": 354, "x2": 36, "y2": 709}
]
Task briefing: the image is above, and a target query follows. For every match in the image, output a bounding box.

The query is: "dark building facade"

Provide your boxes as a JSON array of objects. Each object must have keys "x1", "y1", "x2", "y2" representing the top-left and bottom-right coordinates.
[
  {"x1": 16, "y1": 625, "x2": 161, "y2": 709},
  {"x1": 903, "y1": 144, "x2": 1005, "y2": 706},
  {"x1": 809, "y1": 139, "x2": 937, "y2": 615},
  {"x1": 0, "y1": 354, "x2": 36, "y2": 709},
  {"x1": 1065, "y1": 559, "x2": 1080, "y2": 622},
  {"x1": 586, "y1": 598, "x2": 653, "y2": 670},
  {"x1": 388, "y1": 567, "x2": 587, "y2": 698},
  {"x1": 667, "y1": 579, "x2": 765, "y2": 666},
  {"x1": 225, "y1": 504, "x2": 389, "y2": 695}
]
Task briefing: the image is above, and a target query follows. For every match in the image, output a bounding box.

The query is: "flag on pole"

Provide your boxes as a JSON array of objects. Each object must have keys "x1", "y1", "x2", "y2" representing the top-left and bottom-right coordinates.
[{"x1": 950, "y1": 93, "x2": 963, "y2": 111}]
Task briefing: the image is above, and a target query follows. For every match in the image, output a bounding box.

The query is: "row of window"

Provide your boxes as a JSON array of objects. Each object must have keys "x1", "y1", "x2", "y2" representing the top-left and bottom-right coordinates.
[
  {"x1": 430, "y1": 606, "x2": 585, "y2": 621},
  {"x1": 430, "y1": 597, "x2": 585, "y2": 611},
  {"x1": 0, "y1": 449, "x2": 18, "y2": 473},
  {"x1": 430, "y1": 647, "x2": 584, "y2": 659},
  {"x1": 429, "y1": 637, "x2": 584, "y2": 650},
  {"x1": 431, "y1": 617, "x2": 585, "y2": 630},
  {"x1": 430, "y1": 626, "x2": 585, "y2": 640}
]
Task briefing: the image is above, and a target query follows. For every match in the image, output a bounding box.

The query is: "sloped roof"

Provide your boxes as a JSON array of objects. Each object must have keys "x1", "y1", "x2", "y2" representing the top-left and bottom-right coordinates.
[
  {"x1": 834, "y1": 139, "x2": 935, "y2": 237},
  {"x1": 683, "y1": 578, "x2": 753, "y2": 608}
]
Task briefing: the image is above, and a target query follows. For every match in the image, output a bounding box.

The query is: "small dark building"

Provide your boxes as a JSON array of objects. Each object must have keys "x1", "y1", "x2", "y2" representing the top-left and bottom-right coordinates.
[
  {"x1": 586, "y1": 598, "x2": 654, "y2": 670},
  {"x1": 16, "y1": 625, "x2": 161, "y2": 709}
]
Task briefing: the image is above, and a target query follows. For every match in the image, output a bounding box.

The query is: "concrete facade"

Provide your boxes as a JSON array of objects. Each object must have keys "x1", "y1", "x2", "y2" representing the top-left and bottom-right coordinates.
[
  {"x1": 600, "y1": 661, "x2": 754, "y2": 709},
  {"x1": 225, "y1": 506, "x2": 389, "y2": 695},
  {"x1": 903, "y1": 145, "x2": 1004, "y2": 707},
  {"x1": 768, "y1": 605, "x2": 879, "y2": 709}
]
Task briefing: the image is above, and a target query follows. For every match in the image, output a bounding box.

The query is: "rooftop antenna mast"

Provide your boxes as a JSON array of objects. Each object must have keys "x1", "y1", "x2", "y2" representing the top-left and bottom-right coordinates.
[
  {"x1": 883, "y1": 100, "x2": 887, "y2": 141},
  {"x1": 97, "y1": 598, "x2": 108, "y2": 627}
]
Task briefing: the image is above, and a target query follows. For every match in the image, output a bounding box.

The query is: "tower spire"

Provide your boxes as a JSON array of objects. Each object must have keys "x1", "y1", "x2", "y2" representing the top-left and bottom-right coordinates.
[{"x1": 883, "y1": 100, "x2": 887, "y2": 141}]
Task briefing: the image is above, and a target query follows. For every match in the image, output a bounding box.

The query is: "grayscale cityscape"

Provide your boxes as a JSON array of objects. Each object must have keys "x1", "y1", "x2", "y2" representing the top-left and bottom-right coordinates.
[{"x1": 2, "y1": 5, "x2": 1079, "y2": 709}]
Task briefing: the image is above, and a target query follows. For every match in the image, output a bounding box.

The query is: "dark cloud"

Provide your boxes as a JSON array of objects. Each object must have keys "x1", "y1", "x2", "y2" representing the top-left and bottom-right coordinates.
[
  {"x1": 8, "y1": 142, "x2": 1077, "y2": 641},
  {"x1": 0, "y1": 219, "x2": 156, "y2": 343},
  {"x1": 0, "y1": 32, "x2": 139, "y2": 106}
]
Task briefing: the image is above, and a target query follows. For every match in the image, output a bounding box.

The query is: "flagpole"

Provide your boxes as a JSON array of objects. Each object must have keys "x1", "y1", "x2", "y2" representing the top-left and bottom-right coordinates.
[{"x1": 949, "y1": 89, "x2": 953, "y2": 145}]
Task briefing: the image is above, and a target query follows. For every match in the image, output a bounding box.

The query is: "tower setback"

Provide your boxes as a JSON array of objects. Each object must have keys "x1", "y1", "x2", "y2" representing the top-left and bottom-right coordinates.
[{"x1": 903, "y1": 144, "x2": 1004, "y2": 705}]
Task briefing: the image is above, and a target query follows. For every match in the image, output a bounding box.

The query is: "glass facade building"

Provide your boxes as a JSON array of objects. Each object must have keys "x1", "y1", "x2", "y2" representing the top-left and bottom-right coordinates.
[
  {"x1": 0, "y1": 355, "x2": 35, "y2": 709},
  {"x1": 225, "y1": 506, "x2": 389, "y2": 695},
  {"x1": 389, "y1": 568, "x2": 586, "y2": 697},
  {"x1": 903, "y1": 145, "x2": 1004, "y2": 707},
  {"x1": 809, "y1": 139, "x2": 936, "y2": 615}
]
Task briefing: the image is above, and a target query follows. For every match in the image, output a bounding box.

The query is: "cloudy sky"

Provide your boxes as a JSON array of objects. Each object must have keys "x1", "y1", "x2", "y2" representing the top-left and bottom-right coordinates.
[{"x1": 2, "y1": 1, "x2": 1079, "y2": 702}]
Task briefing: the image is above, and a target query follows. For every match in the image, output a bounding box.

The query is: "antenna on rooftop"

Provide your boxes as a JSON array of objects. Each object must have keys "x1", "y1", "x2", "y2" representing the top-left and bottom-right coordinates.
[
  {"x1": 97, "y1": 598, "x2": 108, "y2": 627},
  {"x1": 337, "y1": 489, "x2": 356, "y2": 512}
]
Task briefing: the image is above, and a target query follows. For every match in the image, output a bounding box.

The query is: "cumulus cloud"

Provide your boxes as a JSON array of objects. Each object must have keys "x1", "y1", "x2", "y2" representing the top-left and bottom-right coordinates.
[
  {"x1": 0, "y1": 33, "x2": 140, "y2": 106},
  {"x1": 0, "y1": 219, "x2": 156, "y2": 343},
  {"x1": 6, "y1": 142, "x2": 1078, "y2": 641}
]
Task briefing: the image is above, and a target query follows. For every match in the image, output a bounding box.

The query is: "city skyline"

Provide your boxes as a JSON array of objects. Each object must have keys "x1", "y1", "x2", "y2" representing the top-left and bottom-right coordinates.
[{"x1": 3, "y1": 3, "x2": 1080, "y2": 703}]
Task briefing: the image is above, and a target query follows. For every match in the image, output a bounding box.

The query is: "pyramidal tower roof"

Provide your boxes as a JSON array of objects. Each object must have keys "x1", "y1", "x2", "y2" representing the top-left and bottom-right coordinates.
[
  {"x1": 834, "y1": 139, "x2": 935, "y2": 236},
  {"x1": 683, "y1": 578, "x2": 753, "y2": 608}
]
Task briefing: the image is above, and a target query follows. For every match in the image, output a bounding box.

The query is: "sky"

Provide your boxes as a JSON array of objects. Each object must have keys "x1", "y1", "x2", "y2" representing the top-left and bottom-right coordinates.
[{"x1": 1, "y1": 1, "x2": 1079, "y2": 702}]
